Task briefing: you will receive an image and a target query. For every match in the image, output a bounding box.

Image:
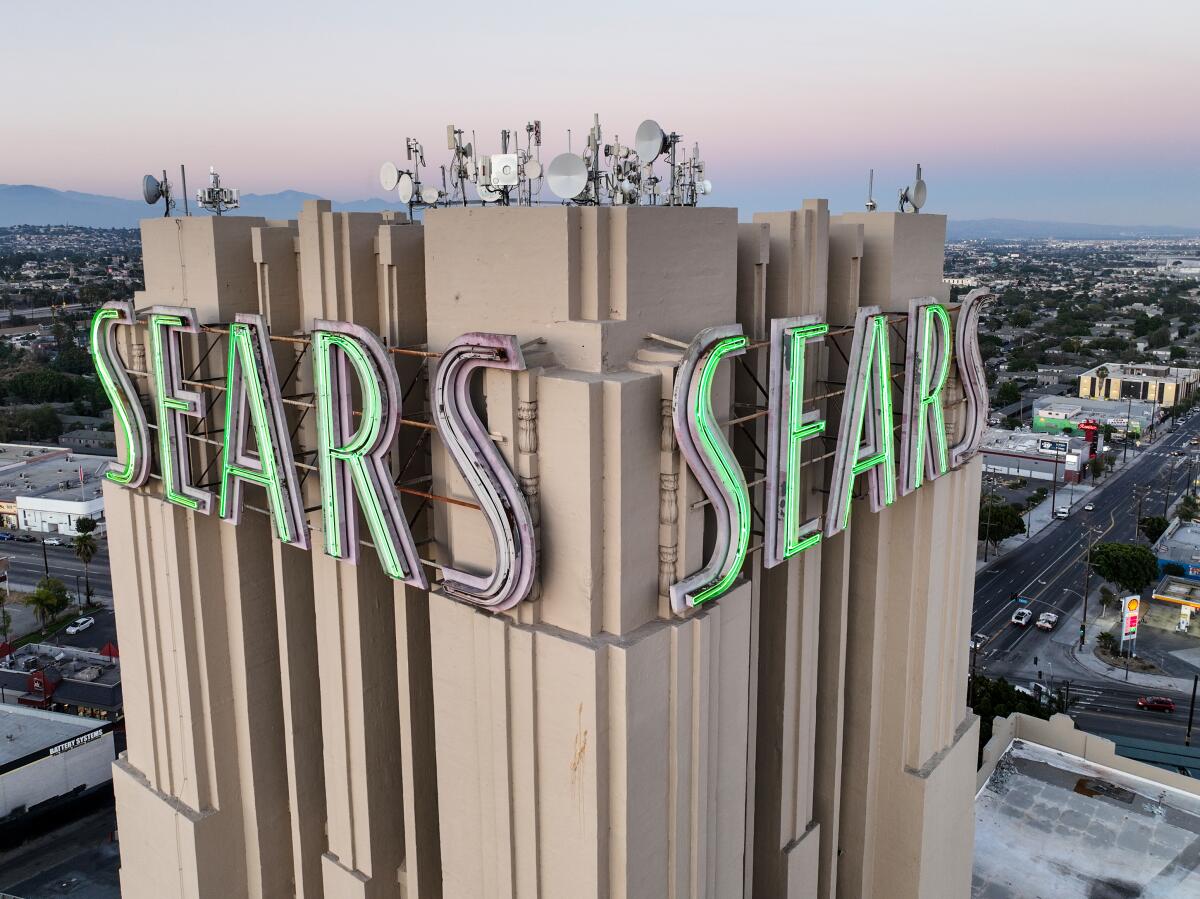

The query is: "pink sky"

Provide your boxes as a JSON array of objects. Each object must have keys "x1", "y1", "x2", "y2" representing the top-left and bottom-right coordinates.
[{"x1": 2, "y1": 1, "x2": 1197, "y2": 224}]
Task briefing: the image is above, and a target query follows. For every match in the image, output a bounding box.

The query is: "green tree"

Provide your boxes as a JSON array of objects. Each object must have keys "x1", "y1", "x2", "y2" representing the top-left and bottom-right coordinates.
[
  {"x1": 1179, "y1": 495, "x2": 1200, "y2": 522},
  {"x1": 996, "y1": 381, "x2": 1022, "y2": 406},
  {"x1": 969, "y1": 674, "x2": 1061, "y2": 767},
  {"x1": 1089, "y1": 543, "x2": 1160, "y2": 594},
  {"x1": 23, "y1": 576, "x2": 70, "y2": 633},
  {"x1": 1139, "y1": 516, "x2": 1169, "y2": 543},
  {"x1": 980, "y1": 501, "x2": 1026, "y2": 549},
  {"x1": 0, "y1": 591, "x2": 10, "y2": 643}
]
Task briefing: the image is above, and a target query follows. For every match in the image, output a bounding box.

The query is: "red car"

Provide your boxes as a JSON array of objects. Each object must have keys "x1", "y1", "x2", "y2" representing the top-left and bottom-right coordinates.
[{"x1": 1137, "y1": 696, "x2": 1176, "y2": 712}]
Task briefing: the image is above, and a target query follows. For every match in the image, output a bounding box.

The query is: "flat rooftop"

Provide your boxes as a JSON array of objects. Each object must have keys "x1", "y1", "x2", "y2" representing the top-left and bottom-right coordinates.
[
  {"x1": 981, "y1": 428, "x2": 1088, "y2": 455},
  {"x1": 0, "y1": 704, "x2": 99, "y2": 767},
  {"x1": 1154, "y1": 575, "x2": 1200, "y2": 608},
  {"x1": 1157, "y1": 520, "x2": 1200, "y2": 564},
  {"x1": 974, "y1": 738, "x2": 1200, "y2": 898},
  {"x1": 1081, "y1": 362, "x2": 1198, "y2": 384},
  {"x1": 0, "y1": 444, "x2": 109, "y2": 503}
]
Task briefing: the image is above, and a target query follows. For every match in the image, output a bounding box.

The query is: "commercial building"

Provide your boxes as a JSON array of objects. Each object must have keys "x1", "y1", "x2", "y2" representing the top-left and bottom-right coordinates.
[
  {"x1": 1153, "y1": 518, "x2": 1200, "y2": 579},
  {"x1": 1079, "y1": 362, "x2": 1200, "y2": 409},
  {"x1": 980, "y1": 428, "x2": 1089, "y2": 484},
  {"x1": 106, "y1": 201, "x2": 982, "y2": 898},
  {"x1": 0, "y1": 704, "x2": 117, "y2": 827},
  {"x1": 1032, "y1": 394, "x2": 1156, "y2": 437},
  {"x1": 975, "y1": 713, "x2": 1200, "y2": 896},
  {"x1": 0, "y1": 446, "x2": 110, "y2": 535},
  {"x1": 0, "y1": 644, "x2": 123, "y2": 719}
]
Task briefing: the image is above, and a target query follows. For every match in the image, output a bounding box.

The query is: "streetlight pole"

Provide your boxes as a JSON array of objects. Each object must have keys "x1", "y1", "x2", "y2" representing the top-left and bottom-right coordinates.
[
  {"x1": 1123, "y1": 395, "x2": 1133, "y2": 463},
  {"x1": 983, "y1": 475, "x2": 997, "y2": 562},
  {"x1": 40, "y1": 538, "x2": 48, "y2": 578},
  {"x1": 1080, "y1": 526, "x2": 1101, "y2": 649}
]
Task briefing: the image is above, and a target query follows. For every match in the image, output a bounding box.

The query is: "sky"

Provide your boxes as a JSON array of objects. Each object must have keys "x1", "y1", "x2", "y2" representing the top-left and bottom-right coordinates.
[{"x1": 2, "y1": 0, "x2": 1197, "y2": 225}]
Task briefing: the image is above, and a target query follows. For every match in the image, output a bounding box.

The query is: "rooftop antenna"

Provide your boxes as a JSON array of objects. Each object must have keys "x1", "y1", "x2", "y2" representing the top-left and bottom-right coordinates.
[
  {"x1": 635, "y1": 119, "x2": 680, "y2": 205},
  {"x1": 141, "y1": 170, "x2": 175, "y2": 217},
  {"x1": 865, "y1": 169, "x2": 876, "y2": 212},
  {"x1": 180, "y1": 165, "x2": 191, "y2": 215},
  {"x1": 898, "y1": 163, "x2": 926, "y2": 213},
  {"x1": 196, "y1": 166, "x2": 239, "y2": 215}
]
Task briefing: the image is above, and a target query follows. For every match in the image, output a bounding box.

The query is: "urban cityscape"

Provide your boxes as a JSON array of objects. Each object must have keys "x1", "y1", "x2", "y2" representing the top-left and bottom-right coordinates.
[{"x1": 3, "y1": 2, "x2": 1200, "y2": 898}]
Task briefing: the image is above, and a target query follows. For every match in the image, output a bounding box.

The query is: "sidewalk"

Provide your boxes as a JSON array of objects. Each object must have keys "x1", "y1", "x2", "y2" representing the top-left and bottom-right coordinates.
[{"x1": 1067, "y1": 609, "x2": 1200, "y2": 694}]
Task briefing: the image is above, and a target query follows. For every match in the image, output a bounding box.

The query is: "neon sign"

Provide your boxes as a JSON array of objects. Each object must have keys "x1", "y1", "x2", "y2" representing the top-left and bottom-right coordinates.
[{"x1": 94, "y1": 289, "x2": 988, "y2": 613}]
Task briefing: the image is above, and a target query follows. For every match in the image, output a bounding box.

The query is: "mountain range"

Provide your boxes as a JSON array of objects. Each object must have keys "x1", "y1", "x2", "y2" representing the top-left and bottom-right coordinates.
[{"x1": 2, "y1": 184, "x2": 1199, "y2": 240}]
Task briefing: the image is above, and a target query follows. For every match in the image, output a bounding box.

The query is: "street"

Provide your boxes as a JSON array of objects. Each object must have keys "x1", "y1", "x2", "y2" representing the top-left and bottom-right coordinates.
[
  {"x1": 0, "y1": 536, "x2": 112, "y2": 599},
  {"x1": 972, "y1": 415, "x2": 1200, "y2": 742}
]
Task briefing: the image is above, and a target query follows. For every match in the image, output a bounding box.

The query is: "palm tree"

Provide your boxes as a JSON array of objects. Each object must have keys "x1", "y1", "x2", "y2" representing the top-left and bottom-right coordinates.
[
  {"x1": 24, "y1": 576, "x2": 69, "y2": 635},
  {"x1": 72, "y1": 531, "x2": 98, "y2": 611}
]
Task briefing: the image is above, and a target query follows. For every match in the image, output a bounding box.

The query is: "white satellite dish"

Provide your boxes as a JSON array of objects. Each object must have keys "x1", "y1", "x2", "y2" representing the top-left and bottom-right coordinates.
[
  {"x1": 546, "y1": 152, "x2": 588, "y2": 200},
  {"x1": 397, "y1": 172, "x2": 414, "y2": 204},
  {"x1": 420, "y1": 185, "x2": 442, "y2": 205},
  {"x1": 524, "y1": 158, "x2": 543, "y2": 180},
  {"x1": 699, "y1": 179, "x2": 713, "y2": 196},
  {"x1": 476, "y1": 183, "x2": 502, "y2": 203},
  {"x1": 142, "y1": 174, "x2": 163, "y2": 204},
  {"x1": 463, "y1": 142, "x2": 473, "y2": 159},
  {"x1": 380, "y1": 162, "x2": 401, "y2": 192},
  {"x1": 910, "y1": 164, "x2": 927, "y2": 211},
  {"x1": 635, "y1": 120, "x2": 667, "y2": 163}
]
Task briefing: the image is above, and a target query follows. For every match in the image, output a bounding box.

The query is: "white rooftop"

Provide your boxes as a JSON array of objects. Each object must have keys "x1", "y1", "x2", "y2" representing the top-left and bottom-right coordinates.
[
  {"x1": 974, "y1": 739, "x2": 1200, "y2": 898},
  {"x1": 0, "y1": 703, "x2": 100, "y2": 767}
]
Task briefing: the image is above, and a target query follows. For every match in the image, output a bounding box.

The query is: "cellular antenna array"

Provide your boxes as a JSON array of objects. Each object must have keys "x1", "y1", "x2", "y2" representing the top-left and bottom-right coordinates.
[
  {"x1": 196, "y1": 167, "x2": 240, "y2": 215},
  {"x1": 381, "y1": 114, "x2": 713, "y2": 213}
]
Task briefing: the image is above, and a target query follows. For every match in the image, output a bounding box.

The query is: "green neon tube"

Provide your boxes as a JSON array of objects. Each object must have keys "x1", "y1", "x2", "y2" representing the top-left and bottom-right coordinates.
[
  {"x1": 692, "y1": 335, "x2": 751, "y2": 605},
  {"x1": 148, "y1": 312, "x2": 199, "y2": 510},
  {"x1": 840, "y1": 314, "x2": 897, "y2": 530},
  {"x1": 783, "y1": 323, "x2": 828, "y2": 558},
  {"x1": 89, "y1": 307, "x2": 140, "y2": 485},
  {"x1": 217, "y1": 322, "x2": 292, "y2": 543},
  {"x1": 311, "y1": 330, "x2": 408, "y2": 580},
  {"x1": 911, "y1": 304, "x2": 952, "y2": 489}
]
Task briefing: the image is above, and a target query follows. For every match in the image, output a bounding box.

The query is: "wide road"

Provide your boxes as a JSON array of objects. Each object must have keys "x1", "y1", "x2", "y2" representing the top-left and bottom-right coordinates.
[
  {"x1": 0, "y1": 534, "x2": 113, "y2": 599},
  {"x1": 972, "y1": 414, "x2": 1200, "y2": 740}
]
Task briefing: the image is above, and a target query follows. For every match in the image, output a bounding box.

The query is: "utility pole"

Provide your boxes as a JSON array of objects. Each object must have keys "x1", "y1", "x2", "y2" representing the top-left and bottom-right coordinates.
[
  {"x1": 40, "y1": 538, "x2": 48, "y2": 578},
  {"x1": 1188, "y1": 674, "x2": 1198, "y2": 747},
  {"x1": 1123, "y1": 394, "x2": 1133, "y2": 463},
  {"x1": 983, "y1": 475, "x2": 998, "y2": 562},
  {"x1": 1133, "y1": 485, "x2": 1151, "y2": 542},
  {"x1": 1081, "y1": 525, "x2": 1103, "y2": 648}
]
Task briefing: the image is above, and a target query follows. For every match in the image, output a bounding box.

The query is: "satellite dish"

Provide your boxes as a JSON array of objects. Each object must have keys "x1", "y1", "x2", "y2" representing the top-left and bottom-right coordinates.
[
  {"x1": 420, "y1": 185, "x2": 442, "y2": 205},
  {"x1": 397, "y1": 173, "x2": 414, "y2": 204},
  {"x1": 525, "y1": 158, "x2": 543, "y2": 180},
  {"x1": 476, "y1": 183, "x2": 502, "y2": 203},
  {"x1": 142, "y1": 174, "x2": 163, "y2": 205},
  {"x1": 547, "y1": 152, "x2": 588, "y2": 200},
  {"x1": 699, "y1": 179, "x2": 713, "y2": 196},
  {"x1": 635, "y1": 120, "x2": 667, "y2": 163},
  {"x1": 463, "y1": 142, "x2": 473, "y2": 158},
  {"x1": 380, "y1": 162, "x2": 400, "y2": 192},
  {"x1": 911, "y1": 164, "x2": 927, "y2": 211}
]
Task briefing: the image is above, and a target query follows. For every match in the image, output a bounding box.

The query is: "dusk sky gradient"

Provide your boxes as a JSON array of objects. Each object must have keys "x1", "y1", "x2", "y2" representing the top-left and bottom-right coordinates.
[{"x1": 3, "y1": 0, "x2": 1197, "y2": 224}]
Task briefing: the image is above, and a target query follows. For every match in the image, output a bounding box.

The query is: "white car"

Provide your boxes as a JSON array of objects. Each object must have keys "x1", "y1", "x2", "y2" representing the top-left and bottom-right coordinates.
[
  {"x1": 1054, "y1": 507, "x2": 1069, "y2": 520},
  {"x1": 970, "y1": 632, "x2": 990, "y2": 651},
  {"x1": 1011, "y1": 609, "x2": 1033, "y2": 627},
  {"x1": 1083, "y1": 503, "x2": 1095, "y2": 512},
  {"x1": 65, "y1": 616, "x2": 95, "y2": 635},
  {"x1": 1036, "y1": 612, "x2": 1059, "y2": 631},
  {"x1": 43, "y1": 537, "x2": 64, "y2": 546}
]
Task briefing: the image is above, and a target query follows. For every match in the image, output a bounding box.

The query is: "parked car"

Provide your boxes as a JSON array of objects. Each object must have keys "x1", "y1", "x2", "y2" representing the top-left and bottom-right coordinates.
[
  {"x1": 15, "y1": 534, "x2": 35, "y2": 543},
  {"x1": 42, "y1": 537, "x2": 64, "y2": 546},
  {"x1": 0, "y1": 533, "x2": 13, "y2": 542},
  {"x1": 1137, "y1": 696, "x2": 1176, "y2": 713},
  {"x1": 1011, "y1": 609, "x2": 1033, "y2": 627},
  {"x1": 1083, "y1": 502, "x2": 1095, "y2": 512},
  {"x1": 970, "y1": 633, "x2": 990, "y2": 651},
  {"x1": 1036, "y1": 612, "x2": 1059, "y2": 631},
  {"x1": 65, "y1": 616, "x2": 95, "y2": 635},
  {"x1": 1054, "y1": 507, "x2": 1069, "y2": 520}
]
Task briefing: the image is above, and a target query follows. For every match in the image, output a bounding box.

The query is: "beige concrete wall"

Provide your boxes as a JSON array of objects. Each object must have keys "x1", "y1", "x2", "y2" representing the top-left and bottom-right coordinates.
[{"x1": 111, "y1": 204, "x2": 982, "y2": 899}]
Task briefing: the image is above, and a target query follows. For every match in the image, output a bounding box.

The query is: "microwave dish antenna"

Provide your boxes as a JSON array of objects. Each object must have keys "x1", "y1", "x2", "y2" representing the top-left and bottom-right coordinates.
[
  {"x1": 142, "y1": 171, "x2": 175, "y2": 216},
  {"x1": 635, "y1": 119, "x2": 668, "y2": 163},
  {"x1": 396, "y1": 172, "x2": 414, "y2": 204},
  {"x1": 475, "y1": 183, "x2": 502, "y2": 203},
  {"x1": 420, "y1": 184, "x2": 444, "y2": 205},
  {"x1": 546, "y1": 152, "x2": 589, "y2": 201},
  {"x1": 899, "y1": 164, "x2": 926, "y2": 213},
  {"x1": 380, "y1": 161, "x2": 401, "y2": 192}
]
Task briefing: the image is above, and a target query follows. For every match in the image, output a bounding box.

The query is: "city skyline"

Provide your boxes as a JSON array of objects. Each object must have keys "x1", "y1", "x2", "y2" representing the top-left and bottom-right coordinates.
[{"x1": 3, "y1": 1, "x2": 1197, "y2": 226}]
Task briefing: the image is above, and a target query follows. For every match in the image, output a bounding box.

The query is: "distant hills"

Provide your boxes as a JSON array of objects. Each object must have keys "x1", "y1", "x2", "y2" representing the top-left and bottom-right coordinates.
[
  {"x1": 3, "y1": 184, "x2": 1199, "y2": 239},
  {"x1": 946, "y1": 218, "x2": 1200, "y2": 241},
  {"x1": 0, "y1": 184, "x2": 406, "y2": 228}
]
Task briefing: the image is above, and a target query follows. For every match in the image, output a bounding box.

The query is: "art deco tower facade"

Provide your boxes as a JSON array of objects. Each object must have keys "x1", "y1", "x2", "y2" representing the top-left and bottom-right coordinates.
[{"x1": 107, "y1": 199, "x2": 979, "y2": 898}]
